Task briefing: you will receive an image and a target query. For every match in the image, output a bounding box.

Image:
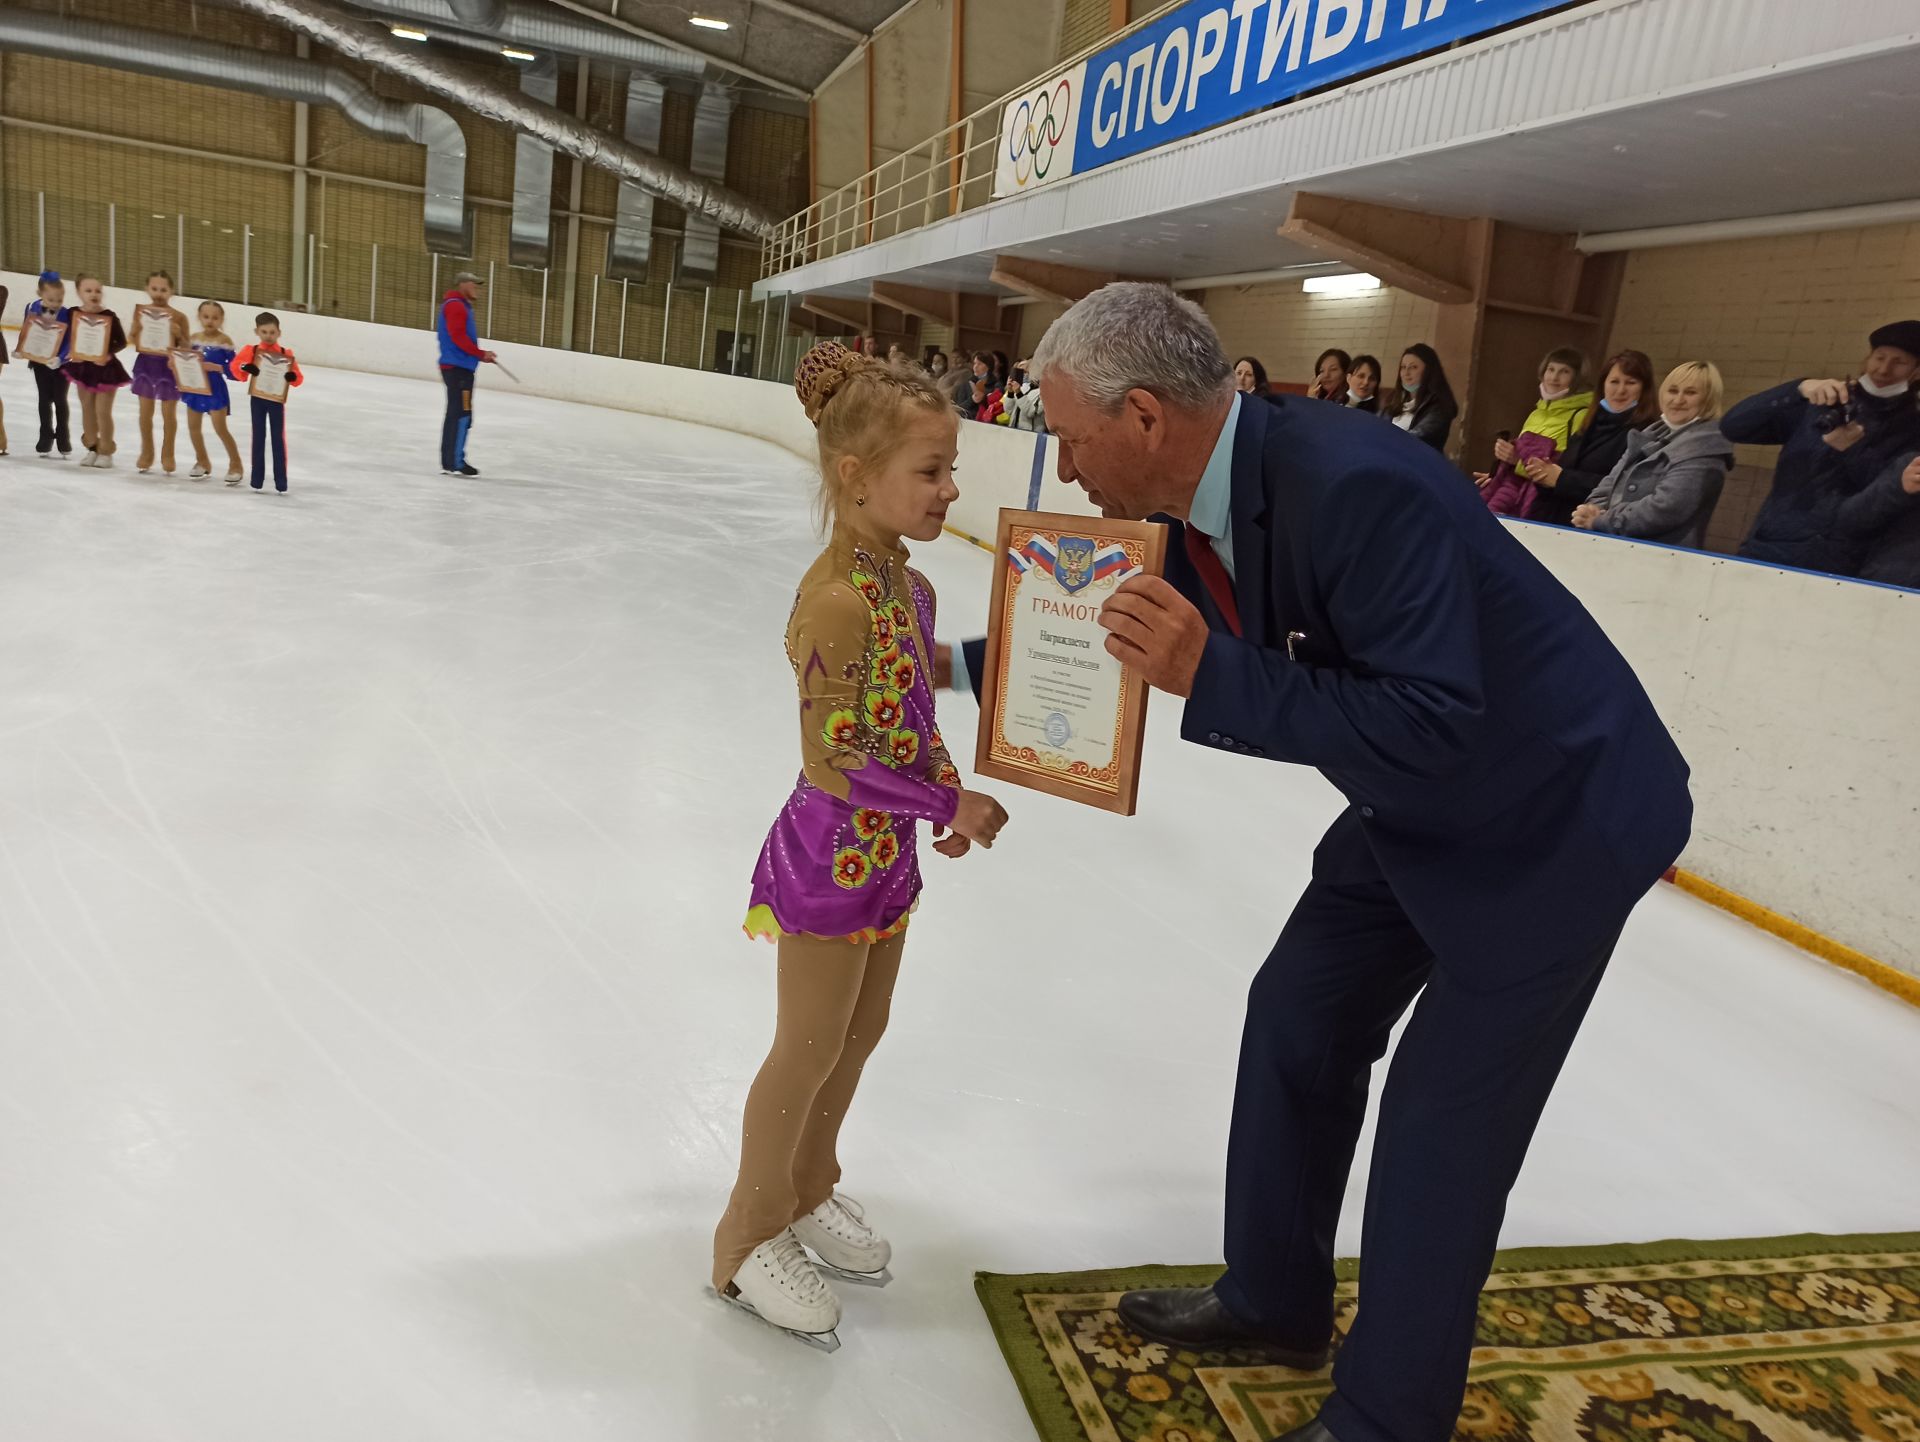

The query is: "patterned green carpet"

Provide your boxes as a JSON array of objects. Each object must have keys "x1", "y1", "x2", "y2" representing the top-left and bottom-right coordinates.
[{"x1": 976, "y1": 1233, "x2": 1920, "y2": 1442}]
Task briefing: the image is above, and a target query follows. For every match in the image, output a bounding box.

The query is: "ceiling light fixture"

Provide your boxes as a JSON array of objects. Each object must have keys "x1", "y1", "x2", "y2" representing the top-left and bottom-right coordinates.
[
  {"x1": 689, "y1": 16, "x2": 731, "y2": 30},
  {"x1": 390, "y1": 25, "x2": 428, "y2": 41},
  {"x1": 1302, "y1": 271, "x2": 1382, "y2": 295},
  {"x1": 501, "y1": 46, "x2": 536, "y2": 60}
]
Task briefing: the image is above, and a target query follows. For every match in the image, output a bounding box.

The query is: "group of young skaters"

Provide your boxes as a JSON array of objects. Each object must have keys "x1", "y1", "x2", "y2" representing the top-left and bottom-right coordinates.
[{"x1": 13, "y1": 268, "x2": 304, "y2": 491}]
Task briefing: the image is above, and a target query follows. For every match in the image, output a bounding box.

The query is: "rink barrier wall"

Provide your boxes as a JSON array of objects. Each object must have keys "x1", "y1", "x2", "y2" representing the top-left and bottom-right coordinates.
[
  {"x1": 21, "y1": 270, "x2": 1911, "y2": 988},
  {"x1": 941, "y1": 476, "x2": 1920, "y2": 990}
]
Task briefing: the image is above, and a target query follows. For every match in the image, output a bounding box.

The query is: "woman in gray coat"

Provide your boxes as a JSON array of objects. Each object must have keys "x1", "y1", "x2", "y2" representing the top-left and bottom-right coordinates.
[{"x1": 1574, "y1": 361, "x2": 1734, "y2": 549}]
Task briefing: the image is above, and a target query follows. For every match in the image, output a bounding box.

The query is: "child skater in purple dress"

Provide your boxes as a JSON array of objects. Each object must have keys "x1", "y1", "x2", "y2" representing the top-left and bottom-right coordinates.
[
  {"x1": 712, "y1": 341, "x2": 1010, "y2": 1349},
  {"x1": 130, "y1": 270, "x2": 190, "y2": 475}
]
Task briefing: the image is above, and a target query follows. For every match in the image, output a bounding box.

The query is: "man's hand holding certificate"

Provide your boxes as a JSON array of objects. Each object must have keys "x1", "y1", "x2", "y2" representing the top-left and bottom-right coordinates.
[
  {"x1": 972, "y1": 508, "x2": 1166, "y2": 815},
  {"x1": 1095, "y1": 575, "x2": 1210, "y2": 698}
]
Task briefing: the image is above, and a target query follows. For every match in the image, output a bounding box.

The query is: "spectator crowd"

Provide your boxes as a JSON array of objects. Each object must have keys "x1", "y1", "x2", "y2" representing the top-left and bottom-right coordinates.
[{"x1": 846, "y1": 319, "x2": 1920, "y2": 591}]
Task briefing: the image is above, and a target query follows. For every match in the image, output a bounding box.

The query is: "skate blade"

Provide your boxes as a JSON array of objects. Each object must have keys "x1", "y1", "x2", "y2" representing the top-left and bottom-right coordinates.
[
  {"x1": 811, "y1": 1260, "x2": 892, "y2": 1288},
  {"x1": 708, "y1": 1286, "x2": 841, "y2": 1353}
]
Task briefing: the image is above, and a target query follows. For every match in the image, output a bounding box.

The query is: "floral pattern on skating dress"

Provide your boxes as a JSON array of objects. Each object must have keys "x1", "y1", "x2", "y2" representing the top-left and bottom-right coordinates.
[{"x1": 744, "y1": 529, "x2": 964, "y2": 943}]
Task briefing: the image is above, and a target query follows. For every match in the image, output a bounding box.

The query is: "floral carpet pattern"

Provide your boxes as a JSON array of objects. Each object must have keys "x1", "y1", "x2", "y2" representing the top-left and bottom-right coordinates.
[{"x1": 975, "y1": 1234, "x2": 1920, "y2": 1442}]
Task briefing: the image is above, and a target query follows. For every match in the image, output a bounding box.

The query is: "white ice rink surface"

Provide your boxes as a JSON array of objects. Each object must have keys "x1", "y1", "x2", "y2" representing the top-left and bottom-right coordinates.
[{"x1": 1, "y1": 367, "x2": 1916, "y2": 1442}]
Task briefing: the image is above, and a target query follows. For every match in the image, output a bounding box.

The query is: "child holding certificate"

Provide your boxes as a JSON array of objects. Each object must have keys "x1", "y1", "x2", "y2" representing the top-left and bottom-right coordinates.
[
  {"x1": 230, "y1": 312, "x2": 303, "y2": 493},
  {"x1": 183, "y1": 301, "x2": 243, "y2": 483},
  {"x1": 18, "y1": 270, "x2": 73, "y2": 458},
  {"x1": 62, "y1": 274, "x2": 130, "y2": 469},
  {"x1": 130, "y1": 270, "x2": 191, "y2": 475},
  {"x1": 711, "y1": 341, "x2": 1009, "y2": 1351}
]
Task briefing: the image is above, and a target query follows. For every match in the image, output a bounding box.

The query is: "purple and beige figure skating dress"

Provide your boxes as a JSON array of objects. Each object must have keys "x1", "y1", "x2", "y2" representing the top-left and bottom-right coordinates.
[{"x1": 745, "y1": 527, "x2": 963, "y2": 944}]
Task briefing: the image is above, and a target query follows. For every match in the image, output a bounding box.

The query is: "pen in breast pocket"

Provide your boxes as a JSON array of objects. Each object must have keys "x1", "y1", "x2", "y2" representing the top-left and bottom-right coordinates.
[{"x1": 1287, "y1": 631, "x2": 1307, "y2": 661}]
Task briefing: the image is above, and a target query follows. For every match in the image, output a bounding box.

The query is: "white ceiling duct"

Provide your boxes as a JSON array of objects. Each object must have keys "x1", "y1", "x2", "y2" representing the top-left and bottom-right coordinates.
[
  {"x1": 0, "y1": 6, "x2": 470, "y2": 254},
  {"x1": 608, "y1": 72, "x2": 667, "y2": 281},
  {"x1": 444, "y1": 0, "x2": 506, "y2": 27},
  {"x1": 231, "y1": 0, "x2": 783, "y2": 240},
  {"x1": 509, "y1": 52, "x2": 559, "y2": 267},
  {"x1": 679, "y1": 85, "x2": 736, "y2": 282}
]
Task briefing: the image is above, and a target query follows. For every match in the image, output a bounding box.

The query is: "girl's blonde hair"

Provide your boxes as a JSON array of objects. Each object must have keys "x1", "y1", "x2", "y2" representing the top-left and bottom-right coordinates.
[
  {"x1": 794, "y1": 340, "x2": 953, "y2": 527},
  {"x1": 1662, "y1": 360, "x2": 1725, "y2": 420}
]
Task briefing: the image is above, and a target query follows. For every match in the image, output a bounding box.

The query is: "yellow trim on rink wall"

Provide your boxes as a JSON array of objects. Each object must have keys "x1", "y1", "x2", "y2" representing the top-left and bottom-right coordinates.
[
  {"x1": 943, "y1": 523, "x2": 996, "y2": 554},
  {"x1": 1667, "y1": 869, "x2": 1920, "y2": 1010}
]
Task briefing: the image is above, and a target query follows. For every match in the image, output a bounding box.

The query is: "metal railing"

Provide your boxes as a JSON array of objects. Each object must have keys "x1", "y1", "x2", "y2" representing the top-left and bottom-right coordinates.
[
  {"x1": 761, "y1": 0, "x2": 1182, "y2": 278},
  {"x1": 8, "y1": 187, "x2": 812, "y2": 384}
]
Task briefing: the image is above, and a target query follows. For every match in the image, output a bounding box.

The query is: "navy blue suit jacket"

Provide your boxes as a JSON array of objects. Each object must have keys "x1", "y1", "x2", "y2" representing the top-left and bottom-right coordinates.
[{"x1": 970, "y1": 395, "x2": 1693, "y2": 971}]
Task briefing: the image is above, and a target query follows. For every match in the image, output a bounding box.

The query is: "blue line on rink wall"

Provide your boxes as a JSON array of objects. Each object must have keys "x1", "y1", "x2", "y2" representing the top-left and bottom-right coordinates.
[
  {"x1": 998, "y1": 0, "x2": 1564, "y2": 196},
  {"x1": 1026, "y1": 433, "x2": 1048, "y2": 509}
]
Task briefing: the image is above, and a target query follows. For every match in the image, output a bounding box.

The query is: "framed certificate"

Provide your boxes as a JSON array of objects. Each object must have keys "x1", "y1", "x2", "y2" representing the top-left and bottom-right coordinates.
[
  {"x1": 68, "y1": 311, "x2": 114, "y2": 365},
  {"x1": 974, "y1": 509, "x2": 1167, "y2": 815},
  {"x1": 250, "y1": 351, "x2": 292, "y2": 402},
  {"x1": 134, "y1": 304, "x2": 176, "y2": 356},
  {"x1": 170, "y1": 348, "x2": 213, "y2": 396},
  {"x1": 20, "y1": 314, "x2": 65, "y2": 363}
]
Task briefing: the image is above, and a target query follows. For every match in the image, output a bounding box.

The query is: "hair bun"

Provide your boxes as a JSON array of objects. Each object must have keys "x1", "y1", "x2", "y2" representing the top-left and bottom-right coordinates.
[{"x1": 795, "y1": 341, "x2": 872, "y2": 427}]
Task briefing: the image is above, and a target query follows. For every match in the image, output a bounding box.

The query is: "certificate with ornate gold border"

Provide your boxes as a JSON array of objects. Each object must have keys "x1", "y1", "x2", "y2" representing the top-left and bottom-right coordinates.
[
  {"x1": 973, "y1": 509, "x2": 1166, "y2": 815},
  {"x1": 134, "y1": 304, "x2": 175, "y2": 356}
]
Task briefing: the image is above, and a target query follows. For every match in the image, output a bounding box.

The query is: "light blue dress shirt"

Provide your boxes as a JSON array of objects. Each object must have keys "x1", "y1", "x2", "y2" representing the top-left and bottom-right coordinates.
[{"x1": 1187, "y1": 392, "x2": 1242, "y2": 581}]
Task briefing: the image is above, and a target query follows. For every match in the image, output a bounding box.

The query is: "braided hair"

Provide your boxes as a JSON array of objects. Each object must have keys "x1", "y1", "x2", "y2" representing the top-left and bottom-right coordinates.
[{"x1": 794, "y1": 340, "x2": 954, "y2": 529}]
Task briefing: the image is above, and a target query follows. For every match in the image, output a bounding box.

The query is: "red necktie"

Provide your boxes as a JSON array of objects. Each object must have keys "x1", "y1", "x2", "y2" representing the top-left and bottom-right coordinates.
[{"x1": 1184, "y1": 524, "x2": 1242, "y2": 638}]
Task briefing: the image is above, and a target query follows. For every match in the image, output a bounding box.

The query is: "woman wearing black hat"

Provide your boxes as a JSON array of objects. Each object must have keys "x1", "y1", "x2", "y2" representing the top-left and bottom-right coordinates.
[{"x1": 1723, "y1": 319, "x2": 1920, "y2": 574}]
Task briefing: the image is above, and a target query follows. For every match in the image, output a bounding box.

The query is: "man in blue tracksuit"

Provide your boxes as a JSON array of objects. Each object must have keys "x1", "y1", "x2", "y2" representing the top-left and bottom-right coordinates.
[{"x1": 437, "y1": 270, "x2": 496, "y2": 477}]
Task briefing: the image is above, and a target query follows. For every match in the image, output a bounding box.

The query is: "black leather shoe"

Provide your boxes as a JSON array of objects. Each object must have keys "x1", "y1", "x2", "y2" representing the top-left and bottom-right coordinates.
[
  {"x1": 1275, "y1": 1419, "x2": 1339, "y2": 1442},
  {"x1": 1116, "y1": 1285, "x2": 1329, "y2": 1368}
]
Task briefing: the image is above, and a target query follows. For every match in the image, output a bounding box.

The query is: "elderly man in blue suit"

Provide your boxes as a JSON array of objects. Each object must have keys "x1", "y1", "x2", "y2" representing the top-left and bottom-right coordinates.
[{"x1": 952, "y1": 286, "x2": 1692, "y2": 1442}]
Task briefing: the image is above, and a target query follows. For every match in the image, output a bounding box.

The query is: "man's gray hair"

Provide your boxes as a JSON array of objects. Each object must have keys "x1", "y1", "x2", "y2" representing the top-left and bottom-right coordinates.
[{"x1": 1031, "y1": 282, "x2": 1233, "y2": 414}]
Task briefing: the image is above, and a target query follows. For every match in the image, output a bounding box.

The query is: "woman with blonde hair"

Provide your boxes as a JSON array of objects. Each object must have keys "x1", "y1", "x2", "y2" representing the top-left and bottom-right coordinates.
[
  {"x1": 1574, "y1": 360, "x2": 1733, "y2": 547},
  {"x1": 712, "y1": 341, "x2": 1010, "y2": 1349}
]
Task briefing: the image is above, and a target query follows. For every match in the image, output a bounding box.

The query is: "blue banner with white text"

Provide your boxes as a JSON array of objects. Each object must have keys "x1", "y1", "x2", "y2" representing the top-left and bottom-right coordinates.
[{"x1": 1071, "y1": 0, "x2": 1563, "y2": 177}]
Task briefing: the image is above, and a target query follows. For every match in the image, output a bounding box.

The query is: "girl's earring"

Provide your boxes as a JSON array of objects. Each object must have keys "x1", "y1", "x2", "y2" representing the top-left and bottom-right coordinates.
[{"x1": 855, "y1": 494, "x2": 867, "y2": 507}]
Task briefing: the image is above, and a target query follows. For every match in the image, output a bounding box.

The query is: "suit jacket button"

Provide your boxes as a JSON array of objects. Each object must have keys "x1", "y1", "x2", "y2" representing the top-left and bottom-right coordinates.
[
  {"x1": 1207, "y1": 731, "x2": 1221, "y2": 744},
  {"x1": 1221, "y1": 734, "x2": 1235, "y2": 746},
  {"x1": 1360, "y1": 805, "x2": 1376, "y2": 819},
  {"x1": 1252, "y1": 747, "x2": 1265, "y2": 758}
]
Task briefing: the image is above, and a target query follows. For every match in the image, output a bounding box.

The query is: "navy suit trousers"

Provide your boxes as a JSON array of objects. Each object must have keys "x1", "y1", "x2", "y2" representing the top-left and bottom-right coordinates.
[{"x1": 1215, "y1": 812, "x2": 1619, "y2": 1442}]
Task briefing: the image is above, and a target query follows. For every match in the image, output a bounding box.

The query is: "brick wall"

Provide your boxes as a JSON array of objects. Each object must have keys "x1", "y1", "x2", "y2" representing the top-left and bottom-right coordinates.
[
  {"x1": 1198, "y1": 280, "x2": 1439, "y2": 392},
  {"x1": 1057, "y1": 0, "x2": 1111, "y2": 60},
  {"x1": 1016, "y1": 300, "x2": 1067, "y2": 359}
]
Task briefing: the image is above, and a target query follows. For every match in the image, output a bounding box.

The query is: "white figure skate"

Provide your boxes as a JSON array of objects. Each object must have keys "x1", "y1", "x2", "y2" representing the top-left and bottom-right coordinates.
[
  {"x1": 793, "y1": 1194, "x2": 892, "y2": 1287},
  {"x1": 713, "y1": 1228, "x2": 842, "y2": 1352}
]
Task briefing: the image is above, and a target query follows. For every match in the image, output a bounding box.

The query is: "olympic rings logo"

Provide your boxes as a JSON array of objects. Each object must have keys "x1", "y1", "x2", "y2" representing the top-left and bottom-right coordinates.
[{"x1": 1005, "y1": 76, "x2": 1073, "y2": 186}]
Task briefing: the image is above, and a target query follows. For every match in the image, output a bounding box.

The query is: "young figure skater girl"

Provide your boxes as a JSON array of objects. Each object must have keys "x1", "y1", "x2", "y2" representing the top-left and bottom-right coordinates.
[
  {"x1": 62, "y1": 275, "x2": 130, "y2": 468},
  {"x1": 131, "y1": 270, "x2": 191, "y2": 475},
  {"x1": 184, "y1": 301, "x2": 244, "y2": 482},
  {"x1": 20, "y1": 270, "x2": 72, "y2": 457},
  {"x1": 712, "y1": 341, "x2": 1010, "y2": 1348}
]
